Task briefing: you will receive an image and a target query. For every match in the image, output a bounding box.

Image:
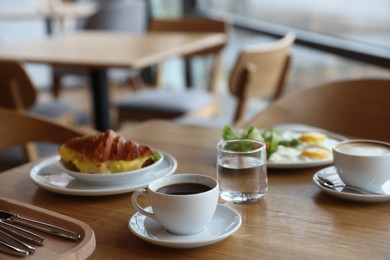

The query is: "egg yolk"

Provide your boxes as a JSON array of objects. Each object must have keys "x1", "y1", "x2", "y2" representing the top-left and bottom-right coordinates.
[
  {"x1": 59, "y1": 146, "x2": 151, "y2": 173},
  {"x1": 300, "y1": 147, "x2": 330, "y2": 159},
  {"x1": 299, "y1": 132, "x2": 326, "y2": 143}
]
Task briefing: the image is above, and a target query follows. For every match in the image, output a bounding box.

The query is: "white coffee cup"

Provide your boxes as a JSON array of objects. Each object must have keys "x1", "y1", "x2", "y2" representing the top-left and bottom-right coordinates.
[
  {"x1": 131, "y1": 174, "x2": 219, "y2": 235},
  {"x1": 333, "y1": 139, "x2": 390, "y2": 192}
]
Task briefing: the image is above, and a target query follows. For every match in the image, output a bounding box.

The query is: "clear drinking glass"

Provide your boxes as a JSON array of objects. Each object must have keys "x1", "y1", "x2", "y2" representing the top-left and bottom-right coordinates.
[{"x1": 217, "y1": 139, "x2": 268, "y2": 203}]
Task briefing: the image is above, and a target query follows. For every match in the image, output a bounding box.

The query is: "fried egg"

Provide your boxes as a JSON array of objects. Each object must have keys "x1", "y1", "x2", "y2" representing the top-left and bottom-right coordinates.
[
  {"x1": 59, "y1": 146, "x2": 152, "y2": 173},
  {"x1": 299, "y1": 132, "x2": 326, "y2": 143},
  {"x1": 300, "y1": 146, "x2": 330, "y2": 159},
  {"x1": 268, "y1": 131, "x2": 338, "y2": 163}
]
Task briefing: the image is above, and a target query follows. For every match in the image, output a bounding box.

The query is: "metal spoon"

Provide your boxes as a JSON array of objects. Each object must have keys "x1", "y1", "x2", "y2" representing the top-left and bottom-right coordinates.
[{"x1": 315, "y1": 175, "x2": 383, "y2": 195}]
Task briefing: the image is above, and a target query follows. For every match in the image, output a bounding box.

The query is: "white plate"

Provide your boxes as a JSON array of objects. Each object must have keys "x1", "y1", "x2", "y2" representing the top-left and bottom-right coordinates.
[
  {"x1": 57, "y1": 152, "x2": 164, "y2": 186},
  {"x1": 128, "y1": 204, "x2": 242, "y2": 248},
  {"x1": 267, "y1": 124, "x2": 347, "y2": 169},
  {"x1": 313, "y1": 166, "x2": 390, "y2": 202},
  {"x1": 30, "y1": 153, "x2": 177, "y2": 196}
]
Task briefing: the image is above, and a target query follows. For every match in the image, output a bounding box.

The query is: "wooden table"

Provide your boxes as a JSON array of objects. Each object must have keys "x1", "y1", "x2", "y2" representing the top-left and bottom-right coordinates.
[
  {"x1": 0, "y1": 31, "x2": 227, "y2": 131},
  {"x1": 1, "y1": 120, "x2": 389, "y2": 259}
]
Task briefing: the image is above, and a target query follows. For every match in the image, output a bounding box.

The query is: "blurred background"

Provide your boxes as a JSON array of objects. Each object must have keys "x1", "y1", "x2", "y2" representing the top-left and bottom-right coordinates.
[{"x1": 0, "y1": 0, "x2": 389, "y2": 124}]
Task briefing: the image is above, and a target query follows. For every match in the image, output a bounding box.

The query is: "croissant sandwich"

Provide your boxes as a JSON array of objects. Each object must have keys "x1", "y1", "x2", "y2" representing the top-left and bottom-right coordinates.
[{"x1": 59, "y1": 130, "x2": 160, "y2": 174}]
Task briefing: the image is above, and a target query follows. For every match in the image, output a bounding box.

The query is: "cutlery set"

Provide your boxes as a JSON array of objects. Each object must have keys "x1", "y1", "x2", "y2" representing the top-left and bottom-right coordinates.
[{"x1": 0, "y1": 210, "x2": 81, "y2": 257}]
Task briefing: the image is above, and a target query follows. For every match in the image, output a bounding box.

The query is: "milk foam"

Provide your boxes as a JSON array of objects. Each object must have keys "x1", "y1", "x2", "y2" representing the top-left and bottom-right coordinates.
[{"x1": 336, "y1": 142, "x2": 390, "y2": 156}]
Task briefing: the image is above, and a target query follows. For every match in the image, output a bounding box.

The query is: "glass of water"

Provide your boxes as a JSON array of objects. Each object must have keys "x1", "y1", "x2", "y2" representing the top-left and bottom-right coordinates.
[{"x1": 217, "y1": 139, "x2": 268, "y2": 203}]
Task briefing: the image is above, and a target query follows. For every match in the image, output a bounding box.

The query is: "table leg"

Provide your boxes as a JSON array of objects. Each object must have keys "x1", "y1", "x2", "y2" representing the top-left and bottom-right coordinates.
[
  {"x1": 184, "y1": 57, "x2": 193, "y2": 88},
  {"x1": 89, "y1": 69, "x2": 110, "y2": 131},
  {"x1": 45, "y1": 18, "x2": 53, "y2": 35}
]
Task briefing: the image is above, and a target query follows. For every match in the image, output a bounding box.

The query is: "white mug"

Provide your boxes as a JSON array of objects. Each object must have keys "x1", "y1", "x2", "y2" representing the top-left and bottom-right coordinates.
[
  {"x1": 131, "y1": 174, "x2": 219, "y2": 235},
  {"x1": 333, "y1": 139, "x2": 390, "y2": 192}
]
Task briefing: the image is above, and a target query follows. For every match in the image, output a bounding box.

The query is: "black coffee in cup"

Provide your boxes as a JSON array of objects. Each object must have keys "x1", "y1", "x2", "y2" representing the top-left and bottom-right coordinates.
[
  {"x1": 157, "y1": 183, "x2": 211, "y2": 195},
  {"x1": 132, "y1": 174, "x2": 219, "y2": 235}
]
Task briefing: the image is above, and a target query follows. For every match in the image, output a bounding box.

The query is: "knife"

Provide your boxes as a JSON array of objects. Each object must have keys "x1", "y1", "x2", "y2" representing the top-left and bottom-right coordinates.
[{"x1": 0, "y1": 210, "x2": 81, "y2": 241}]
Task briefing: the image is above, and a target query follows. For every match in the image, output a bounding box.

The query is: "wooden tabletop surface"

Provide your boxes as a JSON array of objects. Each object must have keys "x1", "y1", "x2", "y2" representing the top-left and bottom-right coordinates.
[
  {"x1": 0, "y1": 31, "x2": 228, "y2": 69},
  {"x1": 1, "y1": 120, "x2": 389, "y2": 259}
]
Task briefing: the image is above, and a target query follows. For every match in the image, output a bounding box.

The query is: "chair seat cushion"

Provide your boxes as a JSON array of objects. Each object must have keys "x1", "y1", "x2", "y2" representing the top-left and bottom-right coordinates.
[
  {"x1": 114, "y1": 89, "x2": 213, "y2": 113},
  {"x1": 0, "y1": 143, "x2": 60, "y2": 172},
  {"x1": 28, "y1": 100, "x2": 87, "y2": 125},
  {"x1": 175, "y1": 116, "x2": 231, "y2": 128}
]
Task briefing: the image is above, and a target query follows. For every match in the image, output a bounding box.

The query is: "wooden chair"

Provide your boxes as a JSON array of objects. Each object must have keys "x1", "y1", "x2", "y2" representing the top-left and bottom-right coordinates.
[
  {"x1": 113, "y1": 17, "x2": 229, "y2": 124},
  {"x1": 237, "y1": 79, "x2": 390, "y2": 142},
  {"x1": 229, "y1": 32, "x2": 295, "y2": 124},
  {"x1": 0, "y1": 108, "x2": 92, "y2": 171},
  {"x1": 175, "y1": 32, "x2": 295, "y2": 127},
  {"x1": 0, "y1": 60, "x2": 85, "y2": 163},
  {"x1": 0, "y1": 60, "x2": 81, "y2": 123}
]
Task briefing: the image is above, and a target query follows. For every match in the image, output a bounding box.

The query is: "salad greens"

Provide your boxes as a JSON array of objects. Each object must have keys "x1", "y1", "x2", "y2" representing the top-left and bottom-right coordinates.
[
  {"x1": 222, "y1": 125, "x2": 301, "y2": 158},
  {"x1": 142, "y1": 152, "x2": 162, "y2": 168},
  {"x1": 222, "y1": 140, "x2": 255, "y2": 152},
  {"x1": 151, "y1": 152, "x2": 162, "y2": 162}
]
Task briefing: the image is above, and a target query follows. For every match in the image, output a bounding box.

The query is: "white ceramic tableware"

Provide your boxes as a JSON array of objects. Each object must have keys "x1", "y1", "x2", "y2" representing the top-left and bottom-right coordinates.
[
  {"x1": 333, "y1": 139, "x2": 390, "y2": 193},
  {"x1": 30, "y1": 153, "x2": 177, "y2": 196},
  {"x1": 128, "y1": 204, "x2": 242, "y2": 248},
  {"x1": 313, "y1": 166, "x2": 390, "y2": 203},
  {"x1": 131, "y1": 174, "x2": 219, "y2": 235}
]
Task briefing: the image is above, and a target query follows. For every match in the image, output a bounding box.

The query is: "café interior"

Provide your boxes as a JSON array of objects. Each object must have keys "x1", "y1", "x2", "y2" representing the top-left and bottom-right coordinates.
[{"x1": 0, "y1": 0, "x2": 389, "y2": 259}]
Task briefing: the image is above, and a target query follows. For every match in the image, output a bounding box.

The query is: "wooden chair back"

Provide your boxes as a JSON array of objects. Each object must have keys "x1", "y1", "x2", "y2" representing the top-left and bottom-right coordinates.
[
  {"x1": 0, "y1": 108, "x2": 91, "y2": 163},
  {"x1": 148, "y1": 18, "x2": 229, "y2": 93},
  {"x1": 0, "y1": 60, "x2": 37, "y2": 110},
  {"x1": 237, "y1": 79, "x2": 390, "y2": 141},
  {"x1": 230, "y1": 32, "x2": 295, "y2": 123},
  {"x1": 149, "y1": 18, "x2": 228, "y2": 57}
]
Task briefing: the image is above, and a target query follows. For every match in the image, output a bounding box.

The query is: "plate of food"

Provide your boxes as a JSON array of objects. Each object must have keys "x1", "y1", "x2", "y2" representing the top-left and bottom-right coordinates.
[
  {"x1": 222, "y1": 124, "x2": 347, "y2": 169},
  {"x1": 56, "y1": 130, "x2": 163, "y2": 186},
  {"x1": 58, "y1": 130, "x2": 164, "y2": 185},
  {"x1": 29, "y1": 130, "x2": 177, "y2": 195}
]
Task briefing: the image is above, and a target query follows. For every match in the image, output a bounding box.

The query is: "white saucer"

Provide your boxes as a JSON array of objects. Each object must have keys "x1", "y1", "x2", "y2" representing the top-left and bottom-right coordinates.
[
  {"x1": 313, "y1": 166, "x2": 390, "y2": 202},
  {"x1": 29, "y1": 152, "x2": 177, "y2": 196},
  {"x1": 128, "y1": 204, "x2": 242, "y2": 248}
]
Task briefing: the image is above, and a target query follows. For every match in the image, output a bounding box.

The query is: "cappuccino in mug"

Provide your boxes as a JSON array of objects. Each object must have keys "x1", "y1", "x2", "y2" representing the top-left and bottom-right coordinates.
[
  {"x1": 333, "y1": 140, "x2": 390, "y2": 192},
  {"x1": 335, "y1": 141, "x2": 390, "y2": 156}
]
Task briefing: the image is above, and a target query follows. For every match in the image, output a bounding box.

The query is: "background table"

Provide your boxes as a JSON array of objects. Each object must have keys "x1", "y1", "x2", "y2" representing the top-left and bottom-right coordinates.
[
  {"x1": 0, "y1": 31, "x2": 227, "y2": 130},
  {"x1": 0, "y1": 120, "x2": 389, "y2": 259}
]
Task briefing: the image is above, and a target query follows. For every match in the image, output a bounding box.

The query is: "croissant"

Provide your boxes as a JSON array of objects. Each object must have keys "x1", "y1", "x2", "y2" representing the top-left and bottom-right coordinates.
[{"x1": 59, "y1": 130, "x2": 160, "y2": 173}]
